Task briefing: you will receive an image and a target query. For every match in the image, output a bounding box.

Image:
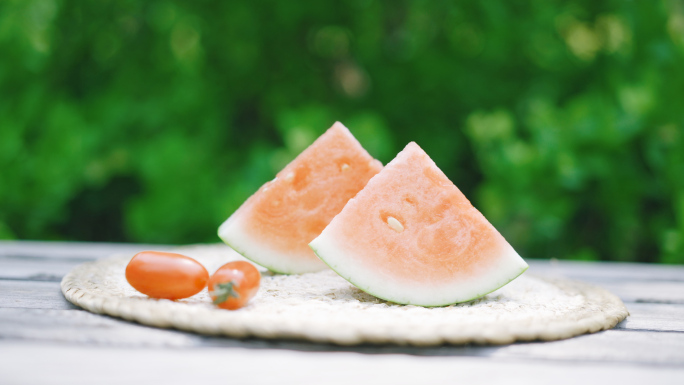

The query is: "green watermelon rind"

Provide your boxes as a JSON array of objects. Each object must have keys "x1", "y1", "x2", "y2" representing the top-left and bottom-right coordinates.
[
  {"x1": 219, "y1": 234, "x2": 289, "y2": 275},
  {"x1": 219, "y1": 223, "x2": 323, "y2": 275},
  {"x1": 218, "y1": 198, "x2": 333, "y2": 274},
  {"x1": 310, "y1": 242, "x2": 529, "y2": 307}
]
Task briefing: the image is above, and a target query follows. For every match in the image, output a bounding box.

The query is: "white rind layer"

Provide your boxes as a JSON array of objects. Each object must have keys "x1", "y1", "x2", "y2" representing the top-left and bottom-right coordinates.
[
  {"x1": 219, "y1": 212, "x2": 328, "y2": 275},
  {"x1": 217, "y1": 121, "x2": 382, "y2": 275},
  {"x1": 309, "y1": 233, "x2": 529, "y2": 306}
]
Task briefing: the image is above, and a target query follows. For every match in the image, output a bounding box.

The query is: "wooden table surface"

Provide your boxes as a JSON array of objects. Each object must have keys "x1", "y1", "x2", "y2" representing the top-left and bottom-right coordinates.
[{"x1": 1, "y1": 241, "x2": 683, "y2": 384}]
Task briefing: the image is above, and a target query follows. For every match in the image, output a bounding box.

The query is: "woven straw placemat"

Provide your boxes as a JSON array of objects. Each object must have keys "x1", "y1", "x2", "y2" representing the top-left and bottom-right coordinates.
[{"x1": 61, "y1": 244, "x2": 628, "y2": 346}]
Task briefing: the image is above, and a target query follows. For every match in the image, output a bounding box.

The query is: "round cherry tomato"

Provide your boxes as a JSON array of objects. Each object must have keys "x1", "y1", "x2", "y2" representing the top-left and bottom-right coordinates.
[
  {"x1": 125, "y1": 251, "x2": 209, "y2": 300},
  {"x1": 208, "y1": 261, "x2": 260, "y2": 310}
]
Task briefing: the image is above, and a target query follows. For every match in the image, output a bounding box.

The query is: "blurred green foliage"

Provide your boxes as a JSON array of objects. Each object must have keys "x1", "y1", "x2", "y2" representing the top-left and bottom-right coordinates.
[{"x1": 1, "y1": 0, "x2": 683, "y2": 263}]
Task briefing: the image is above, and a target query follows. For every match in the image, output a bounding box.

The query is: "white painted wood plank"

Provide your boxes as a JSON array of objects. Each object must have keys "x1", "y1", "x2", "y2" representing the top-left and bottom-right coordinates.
[
  {"x1": 0, "y1": 308, "x2": 201, "y2": 347},
  {"x1": 491, "y1": 329, "x2": 684, "y2": 366},
  {"x1": 0, "y1": 240, "x2": 174, "y2": 260},
  {"x1": 527, "y1": 259, "x2": 684, "y2": 282},
  {"x1": 0, "y1": 242, "x2": 175, "y2": 282},
  {"x1": 0, "y1": 280, "x2": 76, "y2": 310},
  {"x1": 595, "y1": 281, "x2": 684, "y2": 304},
  {"x1": 1, "y1": 341, "x2": 682, "y2": 385},
  {"x1": 0, "y1": 256, "x2": 82, "y2": 281},
  {"x1": 617, "y1": 303, "x2": 684, "y2": 332},
  {"x1": 398, "y1": 330, "x2": 684, "y2": 365}
]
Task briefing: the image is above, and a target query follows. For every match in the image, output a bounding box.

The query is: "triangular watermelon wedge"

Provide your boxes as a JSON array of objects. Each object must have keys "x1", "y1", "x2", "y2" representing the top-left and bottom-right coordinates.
[
  {"x1": 310, "y1": 142, "x2": 528, "y2": 306},
  {"x1": 219, "y1": 122, "x2": 383, "y2": 274}
]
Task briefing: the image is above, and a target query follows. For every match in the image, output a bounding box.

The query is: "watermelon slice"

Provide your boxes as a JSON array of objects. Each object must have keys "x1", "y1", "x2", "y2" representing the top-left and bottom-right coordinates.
[
  {"x1": 309, "y1": 142, "x2": 528, "y2": 306},
  {"x1": 218, "y1": 122, "x2": 383, "y2": 274}
]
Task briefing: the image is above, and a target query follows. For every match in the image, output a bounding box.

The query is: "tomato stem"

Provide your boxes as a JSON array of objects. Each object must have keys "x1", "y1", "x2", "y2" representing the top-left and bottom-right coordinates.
[{"x1": 212, "y1": 281, "x2": 240, "y2": 305}]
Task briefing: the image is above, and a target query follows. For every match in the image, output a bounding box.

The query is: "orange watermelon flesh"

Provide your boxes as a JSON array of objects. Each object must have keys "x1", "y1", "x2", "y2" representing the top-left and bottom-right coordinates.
[
  {"x1": 309, "y1": 142, "x2": 528, "y2": 306},
  {"x1": 218, "y1": 122, "x2": 383, "y2": 274}
]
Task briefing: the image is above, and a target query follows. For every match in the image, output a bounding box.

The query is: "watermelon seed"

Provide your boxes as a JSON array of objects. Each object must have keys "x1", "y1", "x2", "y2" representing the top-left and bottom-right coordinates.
[
  {"x1": 387, "y1": 216, "x2": 404, "y2": 233},
  {"x1": 340, "y1": 163, "x2": 350, "y2": 172}
]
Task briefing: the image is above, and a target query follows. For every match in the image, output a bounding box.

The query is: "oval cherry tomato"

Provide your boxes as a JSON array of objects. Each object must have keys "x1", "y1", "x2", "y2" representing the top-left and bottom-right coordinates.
[
  {"x1": 125, "y1": 251, "x2": 209, "y2": 300},
  {"x1": 208, "y1": 261, "x2": 260, "y2": 310}
]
